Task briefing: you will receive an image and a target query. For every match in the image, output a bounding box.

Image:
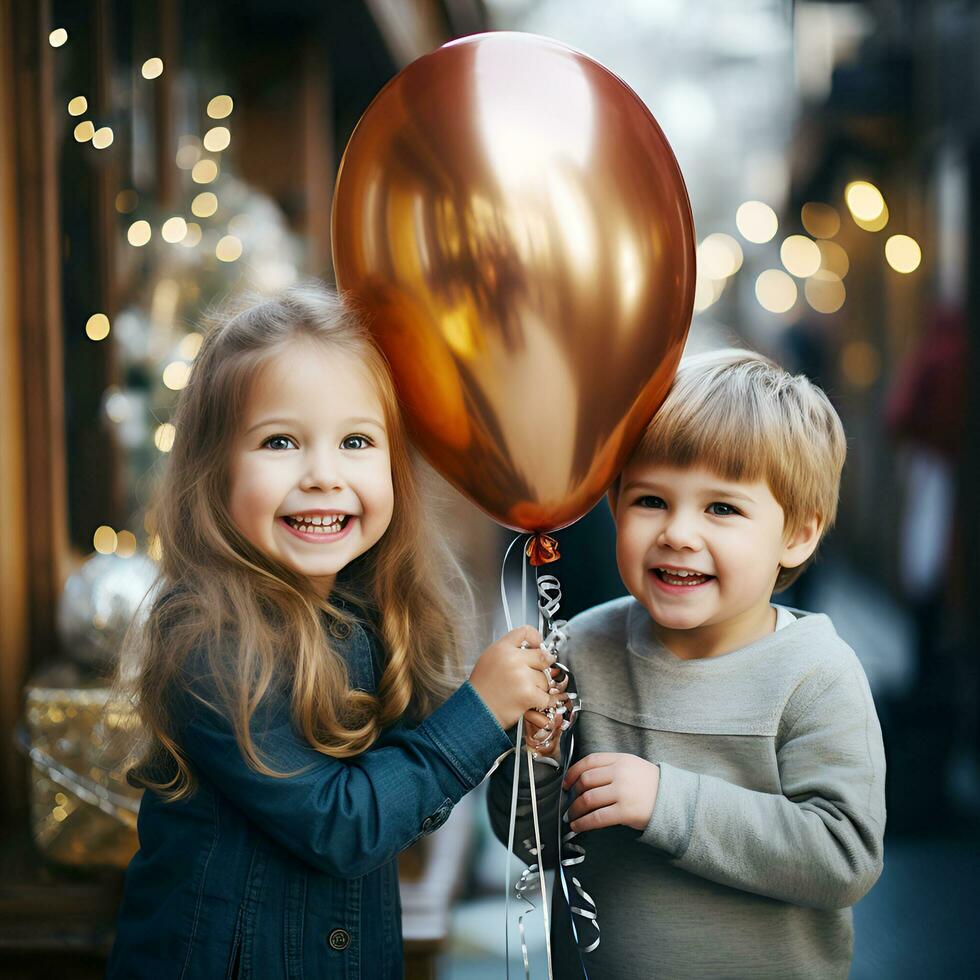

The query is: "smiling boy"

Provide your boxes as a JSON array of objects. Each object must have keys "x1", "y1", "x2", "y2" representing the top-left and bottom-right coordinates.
[{"x1": 489, "y1": 348, "x2": 886, "y2": 980}]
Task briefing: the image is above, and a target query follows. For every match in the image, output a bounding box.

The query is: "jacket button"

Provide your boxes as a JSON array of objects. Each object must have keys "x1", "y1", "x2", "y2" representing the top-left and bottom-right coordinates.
[{"x1": 327, "y1": 928, "x2": 350, "y2": 951}]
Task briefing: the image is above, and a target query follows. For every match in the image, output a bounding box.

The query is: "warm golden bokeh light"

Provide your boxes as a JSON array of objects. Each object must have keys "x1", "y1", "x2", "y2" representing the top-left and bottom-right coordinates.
[
  {"x1": 161, "y1": 216, "x2": 188, "y2": 243},
  {"x1": 853, "y1": 202, "x2": 889, "y2": 232},
  {"x1": 115, "y1": 189, "x2": 138, "y2": 213},
  {"x1": 736, "y1": 201, "x2": 778, "y2": 244},
  {"x1": 801, "y1": 202, "x2": 840, "y2": 239},
  {"x1": 216, "y1": 235, "x2": 243, "y2": 262},
  {"x1": 92, "y1": 126, "x2": 114, "y2": 149},
  {"x1": 178, "y1": 332, "x2": 204, "y2": 359},
  {"x1": 85, "y1": 313, "x2": 111, "y2": 341},
  {"x1": 127, "y1": 220, "x2": 152, "y2": 247},
  {"x1": 203, "y1": 126, "x2": 231, "y2": 152},
  {"x1": 755, "y1": 269, "x2": 797, "y2": 313},
  {"x1": 804, "y1": 272, "x2": 846, "y2": 314},
  {"x1": 68, "y1": 96, "x2": 88, "y2": 116},
  {"x1": 148, "y1": 535, "x2": 163, "y2": 561},
  {"x1": 116, "y1": 530, "x2": 138, "y2": 558},
  {"x1": 141, "y1": 57, "x2": 164, "y2": 79},
  {"x1": 162, "y1": 361, "x2": 191, "y2": 390},
  {"x1": 176, "y1": 139, "x2": 201, "y2": 170},
  {"x1": 93, "y1": 525, "x2": 118, "y2": 555},
  {"x1": 191, "y1": 192, "x2": 218, "y2": 218},
  {"x1": 885, "y1": 234, "x2": 922, "y2": 273},
  {"x1": 49, "y1": 28, "x2": 68, "y2": 47},
  {"x1": 207, "y1": 95, "x2": 234, "y2": 119},
  {"x1": 154, "y1": 422, "x2": 177, "y2": 452},
  {"x1": 780, "y1": 236, "x2": 821, "y2": 278},
  {"x1": 73, "y1": 121, "x2": 95, "y2": 143},
  {"x1": 697, "y1": 233, "x2": 743, "y2": 279},
  {"x1": 180, "y1": 222, "x2": 202, "y2": 248},
  {"x1": 845, "y1": 180, "x2": 885, "y2": 221},
  {"x1": 693, "y1": 274, "x2": 725, "y2": 314},
  {"x1": 841, "y1": 340, "x2": 880, "y2": 388},
  {"x1": 192, "y1": 159, "x2": 219, "y2": 184},
  {"x1": 816, "y1": 239, "x2": 850, "y2": 278}
]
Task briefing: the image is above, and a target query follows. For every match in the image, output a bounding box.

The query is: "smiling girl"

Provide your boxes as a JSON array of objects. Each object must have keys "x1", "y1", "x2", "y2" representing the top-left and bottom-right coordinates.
[{"x1": 107, "y1": 283, "x2": 563, "y2": 979}]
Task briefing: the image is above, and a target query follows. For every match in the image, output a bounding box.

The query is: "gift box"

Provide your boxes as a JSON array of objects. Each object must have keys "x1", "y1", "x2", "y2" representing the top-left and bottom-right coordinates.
[{"x1": 20, "y1": 673, "x2": 142, "y2": 868}]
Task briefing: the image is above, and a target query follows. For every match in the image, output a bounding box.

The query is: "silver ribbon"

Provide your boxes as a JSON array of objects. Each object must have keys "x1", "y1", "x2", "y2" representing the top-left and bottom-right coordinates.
[{"x1": 497, "y1": 535, "x2": 599, "y2": 980}]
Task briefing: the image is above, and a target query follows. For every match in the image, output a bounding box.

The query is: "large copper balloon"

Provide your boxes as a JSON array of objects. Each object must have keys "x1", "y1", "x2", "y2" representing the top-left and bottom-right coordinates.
[{"x1": 332, "y1": 32, "x2": 695, "y2": 532}]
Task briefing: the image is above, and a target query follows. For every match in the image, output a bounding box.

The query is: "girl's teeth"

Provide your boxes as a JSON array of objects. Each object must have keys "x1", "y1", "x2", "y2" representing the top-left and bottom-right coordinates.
[{"x1": 287, "y1": 516, "x2": 344, "y2": 533}]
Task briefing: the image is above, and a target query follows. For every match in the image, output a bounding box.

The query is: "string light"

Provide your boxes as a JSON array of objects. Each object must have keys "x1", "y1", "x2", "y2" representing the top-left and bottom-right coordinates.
[
  {"x1": 68, "y1": 96, "x2": 88, "y2": 116},
  {"x1": 49, "y1": 28, "x2": 68, "y2": 48},
  {"x1": 127, "y1": 220, "x2": 151, "y2": 247},
  {"x1": 216, "y1": 235, "x2": 242, "y2": 262},
  {"x1": 203, "y1": 126, "x2": 230, "y2": 153},
  {"x1": 755, "y1": 269, "x2": 797, "y2": 313},
  {"x1": 191, "y1": 192, "x2": 218, "y2": 218},
  {"x1": 885, "y1": 234, "x2": 921, "y2": 273},
  {"x1": 207, "y1": 95, "x2": 234, "y2": 119},
  {"x1": 161, "y1": 216, "x2": 188, "y2": 243},
  {"x1": 73, "y1": 121, "x2": 95, "y2": 143},
  {"x1": 154, "y1": 423, "x2": 176, "y2": 452},
  {"x1": 191, "y1": 159, "x2": 219, "y2": 184},
  {"x1": 801, "y1": 202, "x2": 840, "y2": 239},
  {"x1": 736, "y1": 201, "x2": 778, "y2": 244},
  {"x1": 92, "y1": 126, "x2": 114, "y2": 149},
  {"x1": 779, "y1": 236, "x2": 821, "y2": 278},
  {"x1": 141, "y1": 58, "x2": 164, "y2": 80},
  {"x1": 86, "y1": 313, "x2": 110, "y2": 341},
  {"x1": 93, "y1": 526, "x2": 118, "y2": 555}
]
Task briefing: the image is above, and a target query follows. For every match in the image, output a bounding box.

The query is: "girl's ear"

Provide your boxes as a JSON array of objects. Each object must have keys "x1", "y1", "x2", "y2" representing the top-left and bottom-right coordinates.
[{"x1": 780, "y1": 514, "x2": 822, "y2": 570}]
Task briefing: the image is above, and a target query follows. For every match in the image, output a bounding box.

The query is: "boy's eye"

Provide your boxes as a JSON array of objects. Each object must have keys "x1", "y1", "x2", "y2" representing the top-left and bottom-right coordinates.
[
  {"x1": 635, "y1": 495, "x2": 665, "y2": 509},
  {"x1": 262, "y1": 434, "x2": 296, "y2": 451},
  {"x1": 708, "y1": 502, "x2": 739, "y2": 516},
  {"x1": 341, "y1": 434, "x2": 373, "y2": 450}
]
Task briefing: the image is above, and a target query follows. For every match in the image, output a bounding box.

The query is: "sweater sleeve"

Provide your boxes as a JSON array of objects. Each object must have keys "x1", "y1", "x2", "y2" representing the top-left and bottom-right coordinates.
[
  {"x1": 170, "y1": 668, "x2": 512, "y2": 880},
  {"x1": 639, "y1": 662, "x2": 886, "y2": 910}
]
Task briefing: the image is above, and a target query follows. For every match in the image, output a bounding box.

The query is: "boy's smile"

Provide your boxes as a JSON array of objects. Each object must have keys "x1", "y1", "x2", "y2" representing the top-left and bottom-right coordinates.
[{"x1": 612, "y1": 462, "x2": 819, "y2": 660}]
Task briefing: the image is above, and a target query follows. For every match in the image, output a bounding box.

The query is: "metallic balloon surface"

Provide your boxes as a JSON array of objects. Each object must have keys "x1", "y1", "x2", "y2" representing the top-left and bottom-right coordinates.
[{"x1": 332, "y1": 32, "x2": 695, "y2": 531}]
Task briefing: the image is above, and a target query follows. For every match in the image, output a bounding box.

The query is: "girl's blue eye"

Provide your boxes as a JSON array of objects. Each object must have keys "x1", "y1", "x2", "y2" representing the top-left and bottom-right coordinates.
[
  {"x1": 341, "y1": 434, "x2": 372, "y2": 450},
  {"x1": 635, "y1": 495, "x2": 665, "y2": 509},
  {"x1": 263, "y1": 435, "x2": 296, "y2": 451},
  {"x1": 708, "y1": 502, "x2": 738, "y2": 516}
]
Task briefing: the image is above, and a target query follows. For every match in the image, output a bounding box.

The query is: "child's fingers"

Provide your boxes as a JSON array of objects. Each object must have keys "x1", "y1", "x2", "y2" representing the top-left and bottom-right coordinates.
[
  {"x1": 508, "y1": 625, "x2": 543, "y2": 649},
  {"x1": 523, "y1": 709, "x2": 552, "y2": 730},
  {"x1": 569, "y1": 802, "x2": 620, "y2": 834},
  {"x1": 563, "y1": 752, "x2": 619, "y2": 789},
  {"x1": 566, "y1": 784, "x2": 617, "y2": 823}
]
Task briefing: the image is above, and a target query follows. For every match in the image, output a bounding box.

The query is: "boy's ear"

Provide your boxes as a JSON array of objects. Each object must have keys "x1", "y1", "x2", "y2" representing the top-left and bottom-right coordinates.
[
  {"x1": 606, "y1": 484, "x2": 620, "y2": 525},
  {"x1": 780, "y1": 514, "x2": 823, "y2": 570}
]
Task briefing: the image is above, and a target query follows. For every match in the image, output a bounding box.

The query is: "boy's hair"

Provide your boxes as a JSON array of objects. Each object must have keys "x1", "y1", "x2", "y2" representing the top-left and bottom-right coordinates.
[
  {"x1": 120, "y1": 282, "x2": 469, "y2": 801},
  {"x1": 624, "y1": 347, "x2": 846, "y2": 592}
]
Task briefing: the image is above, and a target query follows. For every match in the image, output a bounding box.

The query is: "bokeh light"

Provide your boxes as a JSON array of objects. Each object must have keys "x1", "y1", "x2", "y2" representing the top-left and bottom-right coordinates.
[
  {"x1": 804, "y1": 272, "x2": 846, "y2": 314},
  {"x1": 203, "y1": 126, "x2": 231, "y2": 153},
  {"x1": 192, "y1": 159, "x2": 219, "y2": 184},
  {"x1": 845, "y1": 180, "x2": 885, "y2": 221},
  {"x1": 85, "y1": 313, "x2": 110, "y2": 341},
  {"x1": 697, "y1": 233, "x2": 743, "y2": 279},
  {"x1": 216, "y1": 235, "x2": 243, "y2": 262},
  {"x1": 736, "y1": 201, "x2": 778, "y2": 244},
  {"x1": 885, "y1": 234, "x2": 922, "y2": 273},
  {"x1": 92, "y1": 126, "x2": 114, "y2": 149},
  {"x1": 180, "y1": 222, "x2": 203, "y2": 248},
  {"x1": 162, "y1": 362, "x2": 191, "y2": 390},
  {"x1": 801, "y1": 202, "x2": 840, "y2": 239},
  {"x1": 178, "y1": 333, "x2": 204, "y2": 359},
  {"x1": 115, "y1": 190, "x2": 138, "y2": 213},
  {"x1": 68, "y1": 96, "x2": 88, "y2": 116},
  {"x1": 93, "y1": 525, "x2": 118, "y2": 555},
  {"x1": 141, "y1": 58, "x2": 164, "y2": 80},
  {"x1": 207, "y1": 95, "x2": 234, "y2": 119},
  {"x1": 49, "y1": 28, "x2": 68, "y2": 47},
  {"x1": 816, "y1": 239, "x2": 850, "y2": 278},
  {"x1": 755, "y1": 269, "x2": 797, "y2": 313},
  {"x1": 116, "y1": 531, "x2": 138, "y2": 558},
  {"x1": 780, "y1": 236, "x2": 821, "y2": 278},
  {"x1": 73, "y1": 121, "x2": 94, "y2": 143},
  {"x1": 154, "y1": 423, "x2": 176, "y2": 452},
  {"x1": 191, "y1": 192, "x2": 218, "y2": 218},
  {"x1": 161, "y1": 216, "x2": 188, "y2": 243},
  {"x1": 127, "y1": 220, "x2": 152, "y2": 247},
  {"x1": 841, "y1": 340, "x2": 880, "y2": 388}
]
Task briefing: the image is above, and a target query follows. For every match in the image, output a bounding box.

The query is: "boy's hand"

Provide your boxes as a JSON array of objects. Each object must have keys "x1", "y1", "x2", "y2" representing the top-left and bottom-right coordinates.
[{"x1": 563, "y1": 753, "x2": 660, "y2": 833}]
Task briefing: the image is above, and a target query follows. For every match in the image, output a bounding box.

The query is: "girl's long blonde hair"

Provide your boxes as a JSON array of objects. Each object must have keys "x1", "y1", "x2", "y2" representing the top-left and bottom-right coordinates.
[{"x1": 124, "y1": 283, "x2": 465, "y2": 801}]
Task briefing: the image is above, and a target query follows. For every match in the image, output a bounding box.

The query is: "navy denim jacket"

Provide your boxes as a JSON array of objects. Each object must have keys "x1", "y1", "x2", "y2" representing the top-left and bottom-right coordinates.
[{"x1": 107, "y1": 619, "x2": 511, "y2": 979}]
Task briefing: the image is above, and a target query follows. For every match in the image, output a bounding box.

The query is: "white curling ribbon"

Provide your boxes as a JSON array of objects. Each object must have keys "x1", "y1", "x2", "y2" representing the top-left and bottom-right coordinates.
[{"x1": 498, "y1": 536, "x2": 600, "y2": 980}]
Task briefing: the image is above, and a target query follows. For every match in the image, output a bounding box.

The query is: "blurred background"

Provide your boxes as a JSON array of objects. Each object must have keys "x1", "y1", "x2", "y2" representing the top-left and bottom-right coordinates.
[{"x1": 1, "y1": 0, "x2": 978, "y2": 977}]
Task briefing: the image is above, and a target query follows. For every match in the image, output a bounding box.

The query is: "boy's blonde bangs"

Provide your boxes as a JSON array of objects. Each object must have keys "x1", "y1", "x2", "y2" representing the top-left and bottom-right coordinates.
[{"x1": 632, "y1": 349, "x2": 846, "y2": 588}]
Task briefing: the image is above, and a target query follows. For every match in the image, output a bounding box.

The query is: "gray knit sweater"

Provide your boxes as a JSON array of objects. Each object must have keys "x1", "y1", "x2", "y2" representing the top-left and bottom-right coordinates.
[{"x1": 488, "y1": 597, "x2": 886, "y2": 980}]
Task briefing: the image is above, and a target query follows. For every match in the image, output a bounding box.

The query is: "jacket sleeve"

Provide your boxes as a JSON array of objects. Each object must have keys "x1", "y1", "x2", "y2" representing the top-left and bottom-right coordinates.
[
  {"x1": 639, "y1": 662, "x2": 886, "y2": 910},
  {"x1": 169, "y1": 668, "x2": 512, "y2": 879}
]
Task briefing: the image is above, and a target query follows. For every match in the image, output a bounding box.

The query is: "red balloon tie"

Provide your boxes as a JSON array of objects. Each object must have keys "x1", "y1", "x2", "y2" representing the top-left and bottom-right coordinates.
[{"x1": 526, "y1": 533, "x2": 560, "y2": 566}]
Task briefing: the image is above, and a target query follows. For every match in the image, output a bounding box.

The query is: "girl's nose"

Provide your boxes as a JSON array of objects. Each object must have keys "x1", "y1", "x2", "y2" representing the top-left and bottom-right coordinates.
[{"x1": 298, "y1": 451, "x2": 344, "y2": 492}]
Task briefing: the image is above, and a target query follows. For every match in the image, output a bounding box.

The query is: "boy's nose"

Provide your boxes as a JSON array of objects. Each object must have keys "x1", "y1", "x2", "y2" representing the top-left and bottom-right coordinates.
[{"x1": 658, "y1": 513, "x2": 702, "y2": 550}]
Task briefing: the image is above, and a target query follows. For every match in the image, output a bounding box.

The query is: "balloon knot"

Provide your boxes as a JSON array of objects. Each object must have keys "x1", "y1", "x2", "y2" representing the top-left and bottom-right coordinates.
[{"x1": 526, "y1": 533, "x2": 560, "y2": 566}]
